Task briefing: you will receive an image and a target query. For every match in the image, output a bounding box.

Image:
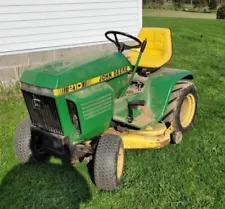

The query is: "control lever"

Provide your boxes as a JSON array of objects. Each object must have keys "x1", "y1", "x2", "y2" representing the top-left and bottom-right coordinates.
[{"x1": 127, "y1": 100, "x2": 145, "y2": 123}]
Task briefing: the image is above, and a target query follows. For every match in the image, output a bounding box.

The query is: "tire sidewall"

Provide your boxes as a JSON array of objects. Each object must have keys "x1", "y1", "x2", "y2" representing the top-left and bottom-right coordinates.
[
  {"x1": 115, "y1": 140, "x2": 124, "y2": 184},
  {"x1": 15, "y1": 117, "x2": 49, "y2": 163},
  {"x1": 15, "y1": 118, "x2": 32, "y2": 163}
]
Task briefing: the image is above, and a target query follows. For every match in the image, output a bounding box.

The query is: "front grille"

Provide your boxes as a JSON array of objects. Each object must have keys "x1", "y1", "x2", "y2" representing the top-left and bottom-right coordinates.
[{"x1": 22, "y1": 90, "x2": 63, "y2": 135}]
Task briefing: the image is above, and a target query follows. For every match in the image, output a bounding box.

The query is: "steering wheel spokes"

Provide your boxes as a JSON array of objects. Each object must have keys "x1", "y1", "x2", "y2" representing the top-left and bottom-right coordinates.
[{"x1": 105, "y1": 31, "x2": 142, "y2": 53}]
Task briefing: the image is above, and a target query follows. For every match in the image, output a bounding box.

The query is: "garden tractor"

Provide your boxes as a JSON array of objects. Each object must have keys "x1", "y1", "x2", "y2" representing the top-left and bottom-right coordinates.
[{"x1": 15, "y1": 28, "x2": 198, "y2": 191}]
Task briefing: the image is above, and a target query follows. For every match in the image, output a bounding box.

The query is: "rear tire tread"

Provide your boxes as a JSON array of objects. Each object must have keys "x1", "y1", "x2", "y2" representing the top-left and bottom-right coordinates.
[
  {"x1": 163, "y1": 80, "x2": 194, "y2": 123},
  {"x1": 163, "y1": 80, "x2": 198, "y2": 143}
]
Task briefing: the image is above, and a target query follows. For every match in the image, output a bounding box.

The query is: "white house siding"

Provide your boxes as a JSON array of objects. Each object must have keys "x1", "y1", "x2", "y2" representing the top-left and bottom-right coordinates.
[{"x1": 0, "y1": 0, "x2": 142, "y2": 55}]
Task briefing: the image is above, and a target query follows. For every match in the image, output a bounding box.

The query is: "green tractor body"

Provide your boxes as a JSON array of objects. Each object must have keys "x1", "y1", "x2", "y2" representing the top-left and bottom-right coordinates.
[
  {"x1": 20, "y1": 52, "x2": 192, "y2": 143},
  {"x1": 15, "y1": 28, "x2": 198, "y2": 191}
]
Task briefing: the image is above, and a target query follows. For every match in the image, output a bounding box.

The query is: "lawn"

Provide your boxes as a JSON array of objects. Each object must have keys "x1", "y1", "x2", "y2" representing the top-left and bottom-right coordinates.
[
  {"x1": 0, "y1": 16, "x2": 225, "y2": 209},
  {"x1": 143, "y1": 9, "x2": 216, "y2": 19}
]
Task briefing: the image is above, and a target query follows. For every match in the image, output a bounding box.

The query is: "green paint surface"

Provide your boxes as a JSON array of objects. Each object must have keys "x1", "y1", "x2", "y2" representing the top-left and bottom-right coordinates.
[
  {"x1": 147, "y1": 68, "x2": 192, "y2": 121},
  {"x1": 66, "y1": 83, "x2": 114, "y2": 142},
  {"x1": 19, "y1": 48, "x2": 192, "y2": 141},
  {"x1": 20, "y1": 52, "x2": 131, "y2": 143},
  {"x1": 113, "y1": 68, "x2": 192, "y2": 128},
  {"x1": 20, "y1": 52, "x2": 131, "y2": 89}
]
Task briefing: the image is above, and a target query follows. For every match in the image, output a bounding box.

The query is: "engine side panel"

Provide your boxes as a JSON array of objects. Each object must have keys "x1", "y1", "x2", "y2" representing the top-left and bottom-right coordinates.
[{"x1": 66, "y1": 83, "x2": 114, "y2": 142}]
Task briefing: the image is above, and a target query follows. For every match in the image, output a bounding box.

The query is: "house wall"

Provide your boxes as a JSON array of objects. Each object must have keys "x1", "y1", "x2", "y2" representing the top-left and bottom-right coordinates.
[{"x1": 0, "y1": 0, "x2": 142, "y2": 86}]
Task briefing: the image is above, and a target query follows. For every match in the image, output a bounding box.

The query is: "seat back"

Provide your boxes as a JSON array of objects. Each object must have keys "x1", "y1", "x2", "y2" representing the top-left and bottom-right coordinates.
[{"x1": 128, "y1": 27, "x2": 172, "y2": 68}]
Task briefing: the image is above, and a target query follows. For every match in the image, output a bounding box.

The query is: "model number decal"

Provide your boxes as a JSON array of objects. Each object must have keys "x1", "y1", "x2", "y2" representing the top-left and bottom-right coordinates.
[{"x1": 53, "y1": 66, "x2": 131, "y2": 96}]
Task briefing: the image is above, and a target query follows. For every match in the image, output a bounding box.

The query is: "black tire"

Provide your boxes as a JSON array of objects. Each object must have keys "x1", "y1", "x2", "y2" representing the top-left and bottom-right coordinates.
[
  {"x1": 163, "y1": 80, "x2": 198, "y2": 143},
  {"x1": 14, "y1": 118, "x2": 50, "y2": 163},
  {"x1": 93, "y1": 134, "x2": 124, "y2": 191}
]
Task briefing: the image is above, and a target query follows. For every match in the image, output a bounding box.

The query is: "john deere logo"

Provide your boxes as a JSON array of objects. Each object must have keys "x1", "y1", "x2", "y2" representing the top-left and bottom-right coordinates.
[
  {"x1": 53, "y1": 66, "x2": 132, "y2": 96},
  {"x1": 32, "y1": 99, "x2": 41, "y2": 110}
]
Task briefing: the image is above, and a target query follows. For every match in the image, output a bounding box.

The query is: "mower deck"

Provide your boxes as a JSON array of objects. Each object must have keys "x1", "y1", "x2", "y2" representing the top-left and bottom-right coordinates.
[{"x1": 104, "y1": 123, "x2": 174, "y2": 149}]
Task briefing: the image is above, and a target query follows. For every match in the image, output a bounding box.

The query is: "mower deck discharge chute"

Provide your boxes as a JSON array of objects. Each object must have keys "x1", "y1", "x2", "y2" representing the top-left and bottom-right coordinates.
[{"x1": 15, "y1": 27, "x2": 198, "y2": 191}]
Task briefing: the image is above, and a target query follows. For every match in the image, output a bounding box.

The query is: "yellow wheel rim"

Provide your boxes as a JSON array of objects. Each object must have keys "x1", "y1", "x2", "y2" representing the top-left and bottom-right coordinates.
[
  {"x1": 117, "y1": 144, "x2": 124, "y2": 180},
  {"x1": 180, "y1": 93, "x2": 196, "y2": 128}
]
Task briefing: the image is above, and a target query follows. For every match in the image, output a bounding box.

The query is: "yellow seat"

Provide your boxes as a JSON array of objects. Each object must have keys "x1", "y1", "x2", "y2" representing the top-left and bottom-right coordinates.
[{"x1": 128, "y1": 27, "x2": 172, "y2": 68}]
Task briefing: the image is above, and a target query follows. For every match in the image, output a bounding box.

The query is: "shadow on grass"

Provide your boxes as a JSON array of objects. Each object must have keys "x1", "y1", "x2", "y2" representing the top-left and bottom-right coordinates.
[{"x1": 0, "y1": 163, "x2": 91, "y2": 209}]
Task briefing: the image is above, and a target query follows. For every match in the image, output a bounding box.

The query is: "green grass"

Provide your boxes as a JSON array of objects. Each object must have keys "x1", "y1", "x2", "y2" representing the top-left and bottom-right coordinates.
[
  {"x1": 143, "y1": 9, "x2": 216, "y2": 19},
  {"x1": 1, "y1": 17, "x2": 225, "y2": 209}
]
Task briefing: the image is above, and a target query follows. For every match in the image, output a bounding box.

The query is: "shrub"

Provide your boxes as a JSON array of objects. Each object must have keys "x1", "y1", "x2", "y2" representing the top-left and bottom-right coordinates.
[{"x1": 217, "y1": 5, "x2": 225, "y2": 19}]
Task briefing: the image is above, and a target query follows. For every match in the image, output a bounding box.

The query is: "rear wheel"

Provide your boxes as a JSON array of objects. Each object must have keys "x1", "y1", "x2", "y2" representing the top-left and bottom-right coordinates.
[
  {"x1": 163, "y1": 80, "x2": 198, "y2": 144},
  {"x1": 93, "y1": 134, "x2": 124, "y2": 191},
  {"x1": 15, "y1": 118, "x2": 50, "y2": 163}
]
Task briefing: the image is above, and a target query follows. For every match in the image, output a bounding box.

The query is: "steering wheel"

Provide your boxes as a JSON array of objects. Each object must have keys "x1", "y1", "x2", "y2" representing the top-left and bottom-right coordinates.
[{"x1": 105, "y1": 31, "x2": 142, "y2": 52}]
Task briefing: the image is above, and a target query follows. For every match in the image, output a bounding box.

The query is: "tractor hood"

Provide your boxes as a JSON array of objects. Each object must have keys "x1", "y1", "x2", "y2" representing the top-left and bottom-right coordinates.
[{"x1": 20, "y1": 52, "x2": 132, "y2": 89}]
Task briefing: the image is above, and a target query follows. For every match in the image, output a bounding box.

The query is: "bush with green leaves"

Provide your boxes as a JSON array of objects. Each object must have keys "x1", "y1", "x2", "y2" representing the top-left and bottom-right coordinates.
[{"x1": 217, "y1": 5, "x2": 225, "y2": 19}]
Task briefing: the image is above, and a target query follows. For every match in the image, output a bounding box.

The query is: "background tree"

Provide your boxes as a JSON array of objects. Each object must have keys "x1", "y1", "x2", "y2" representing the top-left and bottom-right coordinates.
[
  {"x1": 143, "y1": 0, "x2": 164, "y2": 8},
  {"x1": 173, "y1": 0, "x2": 184, "y2": 8},
  {"x1": 192, "y1": 0, "x2": 207, "y2": 7},
  {"x1": 208, "y1": 0, "x2": 218, "y2": 9}
]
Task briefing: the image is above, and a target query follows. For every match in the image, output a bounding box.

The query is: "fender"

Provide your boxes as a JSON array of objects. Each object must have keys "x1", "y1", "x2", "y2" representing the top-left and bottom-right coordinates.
[{"x1": 144, "y1": 67, "x2": 193, "y2": 122}]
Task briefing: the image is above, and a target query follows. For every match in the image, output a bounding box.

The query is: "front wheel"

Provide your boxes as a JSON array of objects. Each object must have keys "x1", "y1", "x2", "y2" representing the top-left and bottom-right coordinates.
[
  {"x1": 163, "y1": 80, "x2": 198, "y2": 144},
  {"x1": 14, "y1": 118, "x2": 50, "y2": 163},
  {"x1": 93, "y1": 134, "x2": 125, "y2": 191}
]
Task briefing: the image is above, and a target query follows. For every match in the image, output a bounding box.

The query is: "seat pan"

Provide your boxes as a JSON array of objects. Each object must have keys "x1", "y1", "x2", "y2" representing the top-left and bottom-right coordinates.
[
  {"x1": 128, "y1": 48, "x2": 171, "y2": 68},
  {"x1": 127, "y1": 27, "x2": 172, "y2": 68}
]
